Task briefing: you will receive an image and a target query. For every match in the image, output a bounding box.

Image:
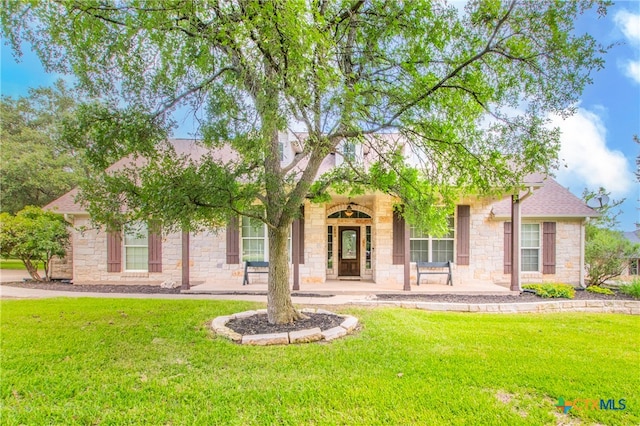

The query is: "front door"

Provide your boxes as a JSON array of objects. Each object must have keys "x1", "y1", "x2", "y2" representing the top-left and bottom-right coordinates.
[{"x1": 339, "y1": 227, "x2": 360, "y2": 276}]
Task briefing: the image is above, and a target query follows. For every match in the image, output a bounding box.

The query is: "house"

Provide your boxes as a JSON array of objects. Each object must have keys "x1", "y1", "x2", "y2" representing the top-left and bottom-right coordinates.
[
  {"x1": 621, "y1": 230, "x2": 640, "y2": 279},
  {"x1": 45, "y1": 134, "x2": 598, "y2": 290}
]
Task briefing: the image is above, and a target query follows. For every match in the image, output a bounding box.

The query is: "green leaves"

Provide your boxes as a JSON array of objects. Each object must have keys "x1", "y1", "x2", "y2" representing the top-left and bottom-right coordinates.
[
  {"x1": 0, "y1": 207, "x2": 70, "y2": 281},
  {"x1": 0, "y1": 80, "x2": 83, "y2": 213}
]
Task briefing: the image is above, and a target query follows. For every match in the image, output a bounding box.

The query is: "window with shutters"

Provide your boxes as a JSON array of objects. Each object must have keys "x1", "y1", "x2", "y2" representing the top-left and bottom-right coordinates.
[
  {"x1": 521, "y1": 223, "x2": 540, "y2": 272},
  {"x1": 409, "y1": 218, "x2": 454, "y2": 263},
  {"x1": 124, "y1": 222, "x2": 148, "y2": 271}
]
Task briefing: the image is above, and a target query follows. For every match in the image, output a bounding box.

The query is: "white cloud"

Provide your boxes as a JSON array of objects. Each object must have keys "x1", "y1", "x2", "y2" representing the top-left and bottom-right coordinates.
[
  {"x1": 614, "y1": 10, "x2": 640, "y2": 44},
  {"x1": 614, "y1": 10, "x2": 640, "y2": 84},
  {"x1": 551, "y1": 108, "x2": 633, "y2": 197},
  {"x1": 623, "y1": 59, "x2": 640, "y2": 83}
]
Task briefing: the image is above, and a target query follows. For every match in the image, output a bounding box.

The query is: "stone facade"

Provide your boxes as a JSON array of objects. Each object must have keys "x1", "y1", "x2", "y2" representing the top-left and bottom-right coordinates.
[{"x1": 61, "y1": 192, "x2": 588, "y2": 288}]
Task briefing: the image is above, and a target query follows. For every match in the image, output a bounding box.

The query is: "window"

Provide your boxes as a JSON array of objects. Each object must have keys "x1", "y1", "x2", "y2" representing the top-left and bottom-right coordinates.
[
  {"x1": 240, "y1": 216, "x2": 293, "y2": 262},
  {"x1": 366, "y1": 226, "x2": 372, "y2": 269},
  {"x1": 124, "y1": 222, "x2": 148, "y2": 271},
  {"x1": 278, "y1": 142, "x2": 284, "y2": 161},
  {"x1": 327, "y1": 226, "x2": 333, "y2": 269},
  {"x1": 521, "y1": 223, "x2": 540, "y2": 272},
  {"x1": 630, "y1": 259, "x2": 639, "y2": 275},
  {"x1": 409, "y1": 218, "x2": 454, "y2": 263},
  {"x1": 343, "y1": 141, "x2": 356, "y2": 162},
  {"x1": 242, "y1": 216, "x2": 266, "y2": 261},
  {"x1": 328, "y1": 210, "x2": 371, "y2": 219}
]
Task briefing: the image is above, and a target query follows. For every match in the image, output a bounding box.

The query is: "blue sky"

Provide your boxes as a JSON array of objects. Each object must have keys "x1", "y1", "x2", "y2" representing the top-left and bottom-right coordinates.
[{"x1": 1, "y1": 1, "x2": 639, "y2": 231}]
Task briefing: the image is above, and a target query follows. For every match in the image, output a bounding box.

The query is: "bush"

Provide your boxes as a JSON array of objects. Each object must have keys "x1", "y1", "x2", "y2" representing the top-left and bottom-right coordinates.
[
  {"x1": 619, "y1": 279, "x2": 640, "y2": 299},
  {"x1": 586, "y1": 286, "x2": 614, "y2": 295},
  {"x1": 522, "y1": 283, "x2": 575, "y2": 299},
  {"x1": 0, "y1": 206, "x2": 69, "y2": 281}
]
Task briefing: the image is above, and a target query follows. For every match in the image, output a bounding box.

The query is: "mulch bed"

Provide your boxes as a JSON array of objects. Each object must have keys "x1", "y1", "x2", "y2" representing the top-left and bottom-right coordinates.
[
  {"x1": 375, "y1": 289, "x2": 636, "y2": 303},
  {"x1": 226, "y1": 313, "x2": 344, "y2": 335}
]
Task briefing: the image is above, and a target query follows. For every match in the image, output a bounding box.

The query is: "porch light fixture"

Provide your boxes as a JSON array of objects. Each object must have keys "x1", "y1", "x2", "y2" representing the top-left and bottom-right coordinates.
[{"x1": 345, "y1": 204, "x2": 354, "y2": 217}]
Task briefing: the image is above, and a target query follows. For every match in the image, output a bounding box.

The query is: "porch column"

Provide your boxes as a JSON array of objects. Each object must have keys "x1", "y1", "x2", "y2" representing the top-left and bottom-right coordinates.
[
  {"x1": 181, "y1": 231, "x2": 190, "y2": 290},
  {"x1": 403, "y1": 219, "x2": 411, "y2": 291},
  {"x1": 510, "y1": 194, "x2": 521, "y2": 291},
  {"x1": 292, "y1": 218, "x2": 300, "y2": 291}
]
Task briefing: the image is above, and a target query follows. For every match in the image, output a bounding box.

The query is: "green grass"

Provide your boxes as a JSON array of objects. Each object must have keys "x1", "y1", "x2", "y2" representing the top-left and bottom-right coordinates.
[
  {"x1": 0, "y1": 258, "x2": 42, "y2": 270},
  {"x1": 1, "y1": 299, "x2": 638, "y2": 425}
]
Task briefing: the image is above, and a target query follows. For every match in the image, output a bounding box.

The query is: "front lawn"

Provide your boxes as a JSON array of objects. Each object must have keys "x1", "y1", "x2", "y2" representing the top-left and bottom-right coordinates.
[
  {"x1": 1, "y1": 298, "x2": 637, "y2": 425},
  {"x1": 0, "y1": 258, "x2": 42, "y2": 270}
]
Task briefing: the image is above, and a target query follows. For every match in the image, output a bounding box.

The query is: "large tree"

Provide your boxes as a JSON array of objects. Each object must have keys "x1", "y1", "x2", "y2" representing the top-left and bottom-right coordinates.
[
  {"x1": 3, "y1": 0, "x2": 609, "y2": 323},
  {"x1": 0, "y1": 80, "x2": 84, "y2": 213}
]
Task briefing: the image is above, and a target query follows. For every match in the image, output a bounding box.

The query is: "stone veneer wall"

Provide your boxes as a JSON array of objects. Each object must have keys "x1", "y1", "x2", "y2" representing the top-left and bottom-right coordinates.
[
  {"x1": 49, "y1": 244, "x2": 73, "y2": 279},
  {"x1": 373, "y1": 194, "x2": 405, "y2": 287}
]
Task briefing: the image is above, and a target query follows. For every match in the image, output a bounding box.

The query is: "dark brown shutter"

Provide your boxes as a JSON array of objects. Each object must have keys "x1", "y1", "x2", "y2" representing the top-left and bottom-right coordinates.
[
  {"x1": 226, "y1": 216, "x2": 240, "y2": 264},
  {"x1": 392, "y1": 209, "x2": 405, "y2": 265},
  {"x1": 293, "y1": 206, "x2": 305, "y2": 264},
  {"x1": 148, "y1": 222, "x2": 162, "y2": 273},
  {"x1": 107, "y1": 230, "x2": 122, "y2": 273},
  {"x1": 543, "y1": 222, "x2": 556, "y2": 274},
  {"x1": 456, "y1": 205, "x2": 470, "y2": 265},
  {"x1": 504, "y1": 222, "x2": 512, "y2": 274}
]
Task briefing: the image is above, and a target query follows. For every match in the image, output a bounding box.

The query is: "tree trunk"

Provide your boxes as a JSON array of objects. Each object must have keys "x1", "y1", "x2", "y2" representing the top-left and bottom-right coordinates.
[
  {"x1": 267, "y1": 224, "x2": 303, "y2": 324},
  {"x1": 23, "y1": 258, "x2": 42, "y2": 281}
]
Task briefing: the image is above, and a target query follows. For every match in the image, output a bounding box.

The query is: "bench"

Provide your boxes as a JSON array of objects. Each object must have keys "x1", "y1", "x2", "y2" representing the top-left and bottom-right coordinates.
[
  {"x1": 243, "y1": 261, "x2": 269, "y2": 285},
  {"x1": 416, "y1": 261, "x2": 453, "y2": 286}
]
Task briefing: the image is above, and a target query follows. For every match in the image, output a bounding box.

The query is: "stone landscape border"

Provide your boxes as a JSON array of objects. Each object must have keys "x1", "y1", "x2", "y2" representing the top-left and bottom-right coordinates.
[
  {"x1": 212, "y1": 308, "x2": 359, "y2": 345},
  {"x1": 355, "y1": 299, "x2": 640, "y2": 314}
]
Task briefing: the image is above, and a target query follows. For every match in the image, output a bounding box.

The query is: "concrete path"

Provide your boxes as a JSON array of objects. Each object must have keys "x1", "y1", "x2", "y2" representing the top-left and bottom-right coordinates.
[{"x1": 0, "y1": 280, "x2": 368, "y2": 306}]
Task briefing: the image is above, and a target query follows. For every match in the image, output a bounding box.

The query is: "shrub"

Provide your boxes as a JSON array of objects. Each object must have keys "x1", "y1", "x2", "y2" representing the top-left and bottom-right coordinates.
[
  {"x1": 0, "y1": 206, "x2": 69, "y2": 281},
  {"x1": 586, "y1": 286, "x2": 614, "y2": 295},
  {"x1": 522, "y1": 283, "x2": 575, "y2": 299},
  {"x1": 619, "y1": 279, "x2": 640, "y2": 299}
]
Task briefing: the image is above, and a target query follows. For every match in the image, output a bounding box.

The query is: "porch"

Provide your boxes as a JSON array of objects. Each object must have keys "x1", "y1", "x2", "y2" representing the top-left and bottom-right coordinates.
[{"x1": 182, "y1": 278, "x2": 514, "y2": 295}]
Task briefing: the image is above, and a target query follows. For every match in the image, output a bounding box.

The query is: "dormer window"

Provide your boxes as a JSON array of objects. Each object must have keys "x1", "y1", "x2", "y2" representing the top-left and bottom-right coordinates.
[{"x1": 343, "y1": 141, "x2": 356, "y2": 162}]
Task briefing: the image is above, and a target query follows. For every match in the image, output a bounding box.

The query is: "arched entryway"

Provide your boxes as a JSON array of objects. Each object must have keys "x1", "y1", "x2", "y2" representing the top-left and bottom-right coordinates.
[{"x1": 326, "y1": 203, "x2": 374, "y2": 281}]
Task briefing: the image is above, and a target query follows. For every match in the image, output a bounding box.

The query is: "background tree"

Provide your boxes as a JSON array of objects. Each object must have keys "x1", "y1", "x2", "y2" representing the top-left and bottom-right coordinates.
[
  {"x1": 2, "y1": 0, "x2": 610, "y2": 323},
  {"x1": 0, "y1": 80, "x2": 84, "y2": 213},
  {"x1": 0, "y1": 206, "x2": 70, "y2": 281},
  {"x1": 583, "y1": 188, "x2": 639, "y2": 286}
]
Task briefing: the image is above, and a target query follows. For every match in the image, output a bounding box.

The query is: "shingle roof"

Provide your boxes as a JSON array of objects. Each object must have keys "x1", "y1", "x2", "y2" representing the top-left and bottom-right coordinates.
[
  {"x1": 490, "y1": 174, "x2": 598, "y2": 219},
  {"x1": 44, "y1": 188, "x2": 83, "y2": 214},
  {"x1": 624, "y1": 230, "x2": 640, "y2": 244},
  {"x1": 46, "y1": 139, "x2": 596, "y2": 219},
  {"x1": 44, "y1": 137, "x2": 336, "y2": 214}
]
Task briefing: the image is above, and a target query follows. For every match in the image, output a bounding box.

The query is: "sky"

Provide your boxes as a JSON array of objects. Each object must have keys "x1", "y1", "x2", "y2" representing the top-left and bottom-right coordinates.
[{"x1": 1, "y1": 1, "x2": 639, "y2": 232}]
